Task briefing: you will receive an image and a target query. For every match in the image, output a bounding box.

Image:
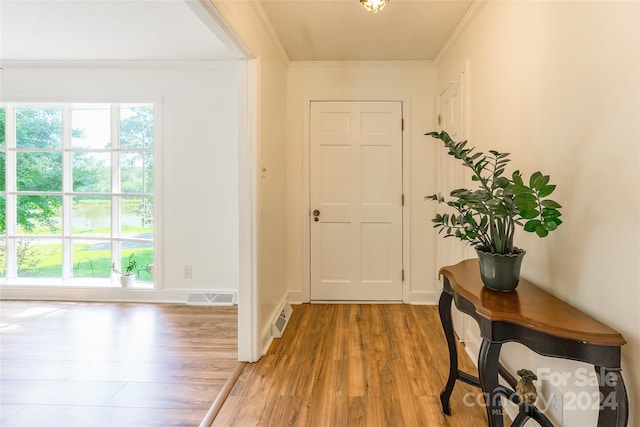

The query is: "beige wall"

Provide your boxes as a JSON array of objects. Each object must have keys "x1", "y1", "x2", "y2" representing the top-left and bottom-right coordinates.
[
  {"x1": 437, "y1": 1, "x2": 639, "y2": 425},
  {"x1": 212, "y1": 1, "x2": 289, "y2": 353},
  {"x1": 286, "y1": 61, "x2": 439, "y2": 304}
]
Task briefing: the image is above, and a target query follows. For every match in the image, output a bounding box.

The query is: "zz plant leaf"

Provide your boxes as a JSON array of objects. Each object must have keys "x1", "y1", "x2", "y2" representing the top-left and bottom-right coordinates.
[{"x1": 425, "y1": 131, "x2": 562, "y2": 255}]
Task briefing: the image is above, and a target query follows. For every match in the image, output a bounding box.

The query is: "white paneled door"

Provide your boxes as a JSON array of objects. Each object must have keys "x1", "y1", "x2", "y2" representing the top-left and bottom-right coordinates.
[
  {"x1": 310, "y1": 101, "x2": 403, "y2": 301},
  {"x1": 437, "y1": 77, "x2": 470, "y2": 341},
  {"x1": 436, "y1": 81, "x2": 466, "y2": 272}
]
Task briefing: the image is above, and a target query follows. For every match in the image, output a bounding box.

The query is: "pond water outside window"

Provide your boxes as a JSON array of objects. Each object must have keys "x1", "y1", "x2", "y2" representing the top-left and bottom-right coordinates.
[{"x1": 0, "y1": 103, "x2": 155, "y2": 287}]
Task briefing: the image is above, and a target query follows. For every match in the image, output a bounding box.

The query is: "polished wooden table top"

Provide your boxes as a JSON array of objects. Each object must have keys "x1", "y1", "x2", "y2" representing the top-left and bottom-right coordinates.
[{"x1": 439, "y1": 259, "x2": 626, "y2": 347}]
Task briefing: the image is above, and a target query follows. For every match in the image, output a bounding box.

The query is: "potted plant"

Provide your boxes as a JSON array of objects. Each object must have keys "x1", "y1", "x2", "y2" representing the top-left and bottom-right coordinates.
[
  {"x1": 112, "y1": 253, "x2": 137, "y2": 288},
  {"x1": 425, "y1": 131, "x2": 562, "y2": 291}
]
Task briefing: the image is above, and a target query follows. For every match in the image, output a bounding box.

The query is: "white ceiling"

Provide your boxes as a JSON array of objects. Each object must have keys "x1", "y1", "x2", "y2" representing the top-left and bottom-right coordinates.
[
  {"x1": 0, "y1": 0, "x2": 473, "y2": 63},
  {"x1": 260, "y1": 0, "x2": 474, "y2": 61},
  {"x1": 0, "y1": 0, "x2": 235, "y2": 61}
]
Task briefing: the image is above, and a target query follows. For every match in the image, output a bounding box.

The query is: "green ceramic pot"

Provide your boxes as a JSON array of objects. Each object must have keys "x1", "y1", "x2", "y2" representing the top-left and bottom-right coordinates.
[{"x1": 476, "y1": 249, "x2": 526, "y2": 291}]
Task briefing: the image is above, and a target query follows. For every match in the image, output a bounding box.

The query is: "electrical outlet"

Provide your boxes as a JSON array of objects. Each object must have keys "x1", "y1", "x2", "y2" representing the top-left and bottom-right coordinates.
[
  {"x1": 541, "y1": 380, "x2": 563, "y2": 424},
  {"x1": 184, "y1": 265, "x2": 192, "y2": 279}
]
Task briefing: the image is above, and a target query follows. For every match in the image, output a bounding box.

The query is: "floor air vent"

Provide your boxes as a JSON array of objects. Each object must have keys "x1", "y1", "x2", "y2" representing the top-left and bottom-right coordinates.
[
  {"x1": 272, "y1": 303, "x2": 293, "y2": 338},
  {"x1": 186, "y1": 292, "x2": 235, "y2": 306}
]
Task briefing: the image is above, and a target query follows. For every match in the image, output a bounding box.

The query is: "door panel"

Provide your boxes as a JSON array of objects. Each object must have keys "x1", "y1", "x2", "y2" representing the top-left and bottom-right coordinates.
[
  {"x1": 310, "y1": 101, "x2": 402, "y2": 301},
  {"x1": 361, "y1": 223, "x2": 392, "y2": 281}
]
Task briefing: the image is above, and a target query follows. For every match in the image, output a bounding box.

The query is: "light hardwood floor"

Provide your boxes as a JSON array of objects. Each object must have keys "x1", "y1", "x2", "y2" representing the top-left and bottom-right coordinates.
[
  {"x1": 0, "y1": 301, "x2": 238, "y2": 427},
  {"x1": 213, "y1": 304, "x2": 489, "y2": 426}
]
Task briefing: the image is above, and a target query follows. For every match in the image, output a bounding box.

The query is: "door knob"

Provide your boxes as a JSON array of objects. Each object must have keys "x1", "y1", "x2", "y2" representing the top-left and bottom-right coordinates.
[{"x1": 313, "y1": 209, "x2": 320, "y2": 217}]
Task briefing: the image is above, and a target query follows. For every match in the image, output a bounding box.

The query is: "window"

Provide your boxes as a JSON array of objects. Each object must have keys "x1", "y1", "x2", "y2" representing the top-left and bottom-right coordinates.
[{"x1": 0, "y1": 103, "x2": 154, "y2": 286}]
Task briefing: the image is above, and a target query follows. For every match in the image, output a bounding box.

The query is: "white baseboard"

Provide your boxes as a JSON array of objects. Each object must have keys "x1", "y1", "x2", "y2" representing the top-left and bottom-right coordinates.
[
  {"x1": 261, "y1": 294, "x2": 291, "y2": 355},
  {"x1": 287, "y1": 290, "x2": 306, "y2": 304},
  {"x1": 407, "y1": 290, "x2": 439, "y2": 305},
  {"x1": 0, "y1": 286, "x2": 239, "y2": 305},
  {"x1": 464, "y1": 330, "x2": 481, "y2": 364},
  {"x1": 260, "y1": 327, "x2": 274, "y2": 356}
]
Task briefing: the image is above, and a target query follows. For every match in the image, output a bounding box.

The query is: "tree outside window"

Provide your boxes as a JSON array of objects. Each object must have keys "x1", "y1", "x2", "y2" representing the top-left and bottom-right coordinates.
[{"x1": 0, "y1": 103, "x2": 154, "y2": 284}]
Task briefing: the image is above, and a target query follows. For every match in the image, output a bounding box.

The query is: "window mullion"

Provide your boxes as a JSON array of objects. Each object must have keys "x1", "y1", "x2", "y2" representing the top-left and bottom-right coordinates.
[
  {"x1": 111, "y1": 104, "x2": 121, "y2": 275},
  {"x1": 5, "y1": 106, "x2": 17, "y2": 279},
  {"x1": 62, "y1": 106, "x2": 72, "y2": 281}
]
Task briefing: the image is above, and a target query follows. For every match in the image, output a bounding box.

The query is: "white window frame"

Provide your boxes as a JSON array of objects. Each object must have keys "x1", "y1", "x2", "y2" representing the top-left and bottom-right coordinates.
[{"x1": 0, "y1": 102, "x2": 157, "y2": 287}]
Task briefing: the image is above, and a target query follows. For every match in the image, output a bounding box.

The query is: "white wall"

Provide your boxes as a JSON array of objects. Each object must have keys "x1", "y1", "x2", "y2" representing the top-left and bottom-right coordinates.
[
  {"x1": 211, "y1": 1, "x2": 289, "y2": 355},
  {"x1": 437, "y1": 1, "x2": 639, "y2": 425},
  {"x1": 286, "y1": 61, "x2": 439, "y2": 304},
  {"x1": 0, "y1": 63, "x2": 240, "y2": 301}
]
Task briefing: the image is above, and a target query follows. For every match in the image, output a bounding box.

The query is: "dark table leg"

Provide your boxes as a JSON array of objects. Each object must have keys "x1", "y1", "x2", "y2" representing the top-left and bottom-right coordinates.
[
  {"x1": 478, "y1": 339, "x2": 503, "y2": 427},
  {"x1": 595, "y1": 366, "x2": 628, "y2": 427},
  {"x1": 438, "y1": 288, "x2": 457, "y2": 415},
  {"x1": 510, "y1": 411, "x2": 529, "y2": 427},
  {"x1": 511, "y1": 404, "x2": 554, "y2": 427}
]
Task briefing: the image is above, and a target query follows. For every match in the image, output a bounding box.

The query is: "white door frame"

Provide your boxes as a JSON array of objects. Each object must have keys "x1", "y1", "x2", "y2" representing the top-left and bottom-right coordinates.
[
  {"x1": 237, "y1": 58, "x2": 260, "y2": 362},
  {"x1": 301, "y1": 96, "x2": 412, "y2": 303},
  {"x1": 189, "y1": 1, "x2": 260, "y2": 362}
]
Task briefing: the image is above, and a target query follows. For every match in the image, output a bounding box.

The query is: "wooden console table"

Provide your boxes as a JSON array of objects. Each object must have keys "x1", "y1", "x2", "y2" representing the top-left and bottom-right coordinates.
[{"x1": 438, "y1": 259, "x2": 628, "y2": 427}]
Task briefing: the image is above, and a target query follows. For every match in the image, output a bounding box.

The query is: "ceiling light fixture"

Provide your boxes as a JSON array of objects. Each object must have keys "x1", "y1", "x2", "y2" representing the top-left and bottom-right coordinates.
[{"x1": 360, "y1": 0, "x2": 388, "y2": 13}]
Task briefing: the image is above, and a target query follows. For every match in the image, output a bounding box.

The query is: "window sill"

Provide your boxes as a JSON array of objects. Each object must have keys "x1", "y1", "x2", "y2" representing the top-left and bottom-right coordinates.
[{"x1": 0, "y1": 278, "x2": 154, "y2": 289}]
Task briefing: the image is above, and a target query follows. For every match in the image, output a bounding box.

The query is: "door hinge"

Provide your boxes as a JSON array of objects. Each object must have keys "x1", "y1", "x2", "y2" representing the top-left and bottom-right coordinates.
[
  {"x1": 401, "y1": 194, "x2": 405, "y2": 206},
  {"x1": 402, "y1": 269, "x2": 405, "y2": 281},
  {"x1": 401, "y1": 118, "x2": 404, "y2": 131},
  {"x1": 437, "y1": 114, "x2": 442, "y2": 126}
]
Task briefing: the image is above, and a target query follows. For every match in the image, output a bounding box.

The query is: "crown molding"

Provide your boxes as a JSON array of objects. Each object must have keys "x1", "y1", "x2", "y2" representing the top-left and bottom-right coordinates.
[
  {"x1": 190, "y1": 0, "x2": 253, "y2": 60},
  {"x1": 0, "y1": 60, "x2": 240, "y2": 69},
  {"x1": 249, "y1": 1, "x2": 290, "y2": 64},
  {"x1": 288, "y1": 60, "x2": 435, "y2": 68},
  {"x1": 434, "y1": 0, "x2": 486, "y2": 65}
]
